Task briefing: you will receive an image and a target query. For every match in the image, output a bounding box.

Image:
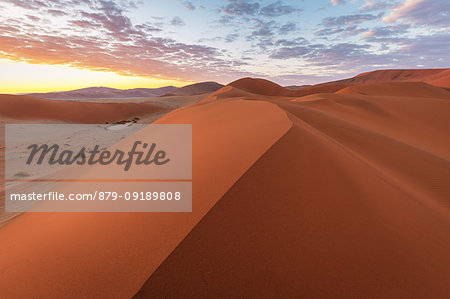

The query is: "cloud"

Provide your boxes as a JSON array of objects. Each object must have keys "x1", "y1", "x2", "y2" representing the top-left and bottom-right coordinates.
[
  {"x1": 135, "y1": 23, "x2": 162, "y2": 33},
  {"x1": 331, "y1": 0, "x2": 346, "y2": 6},
  {"x1": 260, "y1": 1, "x2": 298, "y2": 17},
  {"x1": 47, "y1": 9, "x2": 66, "y2": 17},
  {"x1": 220, "y1": 0, "x2": 299, "y2": 18},
  {"x1": 4, "y1": 0, "x2": 50, "y2": 9},
  {"x1": 361, "y1": 24, "x2": 409, "y2": 39},
  {"x1": 322, "y1": 14, "x2": 379, "y2": 26},
  {"x1": 184, "y1": 1, "x2": 195, "y2": 11},
  {"x1": 270, "y1": 42, "x2": 373, "y2": 66},
  {"x1": 183, "y1": 1, "x2": 203, "y2": 11},
  {"x1": 246, "y1": 19, "x2": 298, "y2": 45},
  {"x1": 249, "y1": 19, "x2": 276, "y2": 38},
  {"x1": 269, "y1": 46, "x2": 311, "y2": 59},
  {"x1": 316, "y1": 27, "x2": 344, "y2": 36},
  {"x1": 316, "y1": 25, "x2": 366, "y2": 36},
  {"x1": 0, "y1": 0, "x2": 245, "y2": 82},
  {"x1": 274, "y1": 37, "x2": 308, "y2": 47},
  {"x1": 225, "y1": 33, "x2": 239, "y2": 43},
  {"x1": 359, "y1": 1, "x2": 398, "y2": 12},
  {"x1": 278, "y1": 22, "x2": 297, "y2": 34},
  {"x1": 383, "y1": 0, "x2": 449, "y2": 29},
  {"x1": 396, "y1": 33, "x2": 450, "y2": 60},
  {"x1": 221, "y1": 0, "x2": 260, "y2": 16},
  {"x1": 170, "y1": 16, "x2": 185, "y2": 26}
]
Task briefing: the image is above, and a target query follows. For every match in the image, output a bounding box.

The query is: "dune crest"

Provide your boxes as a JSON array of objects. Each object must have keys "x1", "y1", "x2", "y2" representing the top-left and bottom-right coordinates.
[{"x1": 228, "y1": 77, "x2": 290, "y2": 96}]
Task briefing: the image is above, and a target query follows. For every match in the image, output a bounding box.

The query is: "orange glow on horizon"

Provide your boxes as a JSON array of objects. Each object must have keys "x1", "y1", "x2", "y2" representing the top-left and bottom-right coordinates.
[{"x1": 0, "y1": 59, "x2": 189, "y2": 94}]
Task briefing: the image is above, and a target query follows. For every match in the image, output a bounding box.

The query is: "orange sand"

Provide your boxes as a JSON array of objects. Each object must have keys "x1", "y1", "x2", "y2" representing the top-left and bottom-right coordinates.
[
  {"x1": 0, "y1": 68, "x2": 449, "y2": 298},
  {"x1": 0, "y1": 94, "x2": 167, "y2": 123}
]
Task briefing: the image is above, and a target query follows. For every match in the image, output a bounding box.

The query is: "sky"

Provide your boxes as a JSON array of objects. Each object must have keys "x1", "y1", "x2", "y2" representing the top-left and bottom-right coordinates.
[{"x1": 0, "y1": 0, "x2": 448, "y2": 93}]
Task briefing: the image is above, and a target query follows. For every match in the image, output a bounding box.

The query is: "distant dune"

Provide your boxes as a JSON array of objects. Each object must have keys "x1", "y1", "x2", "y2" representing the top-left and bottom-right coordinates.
[
  {"x1": 222, "y1": 68, "x2": 450, "y2": 98},
  {"x1": 0, "y1": 69, "x2": 449, "y2": 298},
  {"x1": 25, "y1": 82, "x2": 224, "y2": 100},
  {"x1": 336, "y1": 81, "x2": 450, "y2": 98},
  {"x1": 159, "y1": 81, "x2": 224, "y2": 97},
  {"x1": 333, "y1": 68, "x2": 448, "y2": 85},
  {"x1": 228, "y1": 77, "x2": 290, "y2": 96},
  {"x1": 22, "y1": 69, "x2": 449, "y2": 101},
  {"x1": 26, "y1": 86, "x2": 177, "y2": 100},
  {"x1": 421, "y1": 69, "x2": 450, "y2": 87},
  {"x1": 0, "y1": 94, "x2": 168, "y2": 123}
]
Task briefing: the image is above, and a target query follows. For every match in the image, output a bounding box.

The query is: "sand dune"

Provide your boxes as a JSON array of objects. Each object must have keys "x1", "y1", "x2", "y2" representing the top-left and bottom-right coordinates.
[
  {"x1": 159, "y1": 81, "x2": 223, "y2": 97},
  {"x1": 284, "y1": 68, "x2": 450, "y2": 97},
  {"x1": 228, "y1": 77, "x2": 291, "y2": 96},
  {"x1": 422, "y1": 69, "x2": 450, "y2": 87},
  {"x1": 334, "y1": 68, "x2": 448, "y2": 85},
  {"x1": 0, "y1": 99, "x2": 291, "y2": 298},
  {"x1": 203, "y1": 78, "x2": 349, "y2": 101},
  {"x1": 0, "y1": 94, "x2": 168, "y2": 123},
  {"x1": 25, "y1": 82, "x2": 224, "y2": 100},
  {"x1": 134, "y1": 75, "x2": 450, "y2": 298},
  {"x1": 26, "y1": 86, "x2": 177, "y2": 99},
  {"x1": 0, "y1": 70, "x2": 449, "y2": 298},
  {"x1": 336, "y1": 81, "x2": 450, "y2": 98}
]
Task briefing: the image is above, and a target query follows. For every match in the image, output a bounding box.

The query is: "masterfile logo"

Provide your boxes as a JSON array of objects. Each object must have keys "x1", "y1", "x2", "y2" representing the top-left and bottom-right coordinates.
[
  {"x1": 25, "y1": 141, "x2": 170, "y2": 171},
  {"x1": 4, "y1": 124, "x2": 192, "y2": 212}
]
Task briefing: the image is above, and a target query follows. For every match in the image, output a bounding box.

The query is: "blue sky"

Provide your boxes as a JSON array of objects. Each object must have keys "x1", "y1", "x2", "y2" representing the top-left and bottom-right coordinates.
[{"x1": 0, "y1": 0, "x2": 448, "y2": 89}]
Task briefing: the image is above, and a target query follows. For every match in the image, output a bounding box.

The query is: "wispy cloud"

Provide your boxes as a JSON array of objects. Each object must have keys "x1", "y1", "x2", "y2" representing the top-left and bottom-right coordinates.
[
  {"x1": 322, "y1": 14, "x2": 379, "y2": 27},
  {"x1": 383, "y1": 0, "x2": 449, "y2": 29},
  {"x1": 170, "y1": 16, "x2": 185, "y2": 26},
  {"x1": 331, "y1": 0, "x2": 346, "y2": 6},
  {"x1": 220, "y1": 0, "x2": 300, "y2": 19},
  {"x1": 359, "y1": 0, "x2": 398, "y2": 12}
]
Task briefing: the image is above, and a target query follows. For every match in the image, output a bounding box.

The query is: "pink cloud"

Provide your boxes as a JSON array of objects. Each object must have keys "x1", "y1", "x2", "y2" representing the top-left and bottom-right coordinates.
[{"x1": 331, "y1": 0, "x2": 346, "y2": 6}]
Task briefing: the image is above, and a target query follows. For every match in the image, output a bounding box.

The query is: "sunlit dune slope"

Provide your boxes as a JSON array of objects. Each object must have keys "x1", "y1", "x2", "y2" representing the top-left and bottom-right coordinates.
[{"x1": 0, "y1": 94, "x2": 168, "y2": 123}]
